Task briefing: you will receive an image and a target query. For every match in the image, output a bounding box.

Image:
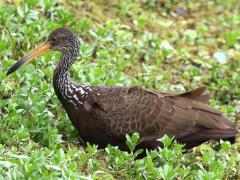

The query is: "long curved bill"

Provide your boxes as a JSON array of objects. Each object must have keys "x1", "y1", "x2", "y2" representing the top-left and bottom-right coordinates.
[{"x1": 7, "y1": 42, "x2": 51, "y2": 76}]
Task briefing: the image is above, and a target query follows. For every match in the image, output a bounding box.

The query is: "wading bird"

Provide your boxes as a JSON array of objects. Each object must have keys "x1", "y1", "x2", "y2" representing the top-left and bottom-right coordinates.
[{"x1": 7, "y1": 28, "x2": 237, "y2": 150}]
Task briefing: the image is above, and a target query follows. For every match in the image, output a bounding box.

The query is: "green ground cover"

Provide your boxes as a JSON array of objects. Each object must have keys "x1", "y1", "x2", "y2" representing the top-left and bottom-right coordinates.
[{"x1": 0, "y1": 0, "x2": 239, "y2": 179}]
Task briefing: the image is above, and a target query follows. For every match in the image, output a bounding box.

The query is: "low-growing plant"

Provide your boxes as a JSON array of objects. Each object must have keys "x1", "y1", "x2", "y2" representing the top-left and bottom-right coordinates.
[{"x1": 0, "y1": 0, "x2": 239, "y2": 179}]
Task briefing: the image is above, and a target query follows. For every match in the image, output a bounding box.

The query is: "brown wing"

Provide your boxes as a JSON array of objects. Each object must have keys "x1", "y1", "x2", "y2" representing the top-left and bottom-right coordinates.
[
  {"x1": 84, "y1": 86, "x2": 237, "y2": 148},
  {"x1": 178, "y1": 86, "x2": 211, "y2": 103},
  {"x1": 145, "y1": 86, "x2": 211, "y2": 104}
]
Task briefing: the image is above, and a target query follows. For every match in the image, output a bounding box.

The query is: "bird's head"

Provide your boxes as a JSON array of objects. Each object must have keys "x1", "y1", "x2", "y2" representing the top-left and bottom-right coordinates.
[{"x1": 7, "y1": 28, "x2": 80, "y2": 76}]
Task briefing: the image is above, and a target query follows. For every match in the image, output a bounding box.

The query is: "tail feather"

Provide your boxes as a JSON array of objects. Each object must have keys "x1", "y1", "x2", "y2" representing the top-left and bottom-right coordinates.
[{"x1": 178, "y1": 128, "x2": 238, "y2": 149}]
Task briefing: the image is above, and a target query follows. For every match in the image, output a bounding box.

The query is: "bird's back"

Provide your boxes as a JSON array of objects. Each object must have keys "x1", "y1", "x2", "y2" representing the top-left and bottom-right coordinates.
[{"x1": 66, "y1": 85, "x2": 237, "y2": 150}]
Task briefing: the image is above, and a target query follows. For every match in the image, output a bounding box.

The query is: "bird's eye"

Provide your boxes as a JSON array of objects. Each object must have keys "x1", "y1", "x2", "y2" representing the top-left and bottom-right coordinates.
[{"x1": 51, "y1": 37, "x2": 57, "y2": 42}]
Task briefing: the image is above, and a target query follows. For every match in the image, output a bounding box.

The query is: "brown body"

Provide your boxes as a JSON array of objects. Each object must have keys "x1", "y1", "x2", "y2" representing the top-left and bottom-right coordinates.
[
  {"x1": 7, "y1": 28, "x2": 237, "y2": 150},
  {"x1": 55, "y1": 84, "x2": 237, "y2": 150}
]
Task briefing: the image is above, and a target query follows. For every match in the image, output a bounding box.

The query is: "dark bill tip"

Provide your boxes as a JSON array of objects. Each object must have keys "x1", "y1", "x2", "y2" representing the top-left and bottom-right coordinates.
[
  {"x1": 6, "y1": 58, "x2": 27, "y2": 76},
  {"x1": 6, "y1": 42, "x2": 51, "y2": 76}
]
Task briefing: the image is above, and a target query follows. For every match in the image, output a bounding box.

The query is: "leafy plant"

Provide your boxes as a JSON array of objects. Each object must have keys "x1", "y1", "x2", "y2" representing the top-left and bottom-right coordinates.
[{"x1": 0, "y1": 0, "x2": 239, "y2": 179}]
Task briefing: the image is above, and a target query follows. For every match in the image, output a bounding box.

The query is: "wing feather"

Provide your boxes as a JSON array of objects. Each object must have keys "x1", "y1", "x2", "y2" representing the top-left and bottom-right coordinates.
[{"x1": 84, "y1": 86, "x2": 236, "y2": 147}]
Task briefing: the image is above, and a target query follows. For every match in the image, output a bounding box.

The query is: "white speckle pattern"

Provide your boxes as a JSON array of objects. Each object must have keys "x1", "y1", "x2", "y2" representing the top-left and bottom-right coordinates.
[
  {"x1": 85, "y1": 87, "x2": 92, "y2": 92},
  {"x1": 53, "y1": 72, "x2": 103, "y2": 109},
  {"x1": 53, "y1": 49, "x2": 103, "y2": 110},
  {"x1": 68, "y1": 99, "x2": 77, "y2": 106},
  {"x1": 73, "y1": 94, "x2": 79, "y2": 100},
  {"x1": 79, "y1": 88, "x2": 85, "y2": 95}
]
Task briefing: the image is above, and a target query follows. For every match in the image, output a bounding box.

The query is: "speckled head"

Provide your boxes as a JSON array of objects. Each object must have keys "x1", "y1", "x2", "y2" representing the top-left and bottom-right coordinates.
[
  {"x1": 7, "y1": 28, "x2": 80, "y2": 76},
  {"x1": 48, "y1": 28, "x2": 80, "y2": 53}
]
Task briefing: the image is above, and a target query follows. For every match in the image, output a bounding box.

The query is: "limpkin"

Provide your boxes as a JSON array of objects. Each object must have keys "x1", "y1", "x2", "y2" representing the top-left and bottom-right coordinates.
[{"x1": 7, "y1": 28, "x2": 237, "y2": 150}]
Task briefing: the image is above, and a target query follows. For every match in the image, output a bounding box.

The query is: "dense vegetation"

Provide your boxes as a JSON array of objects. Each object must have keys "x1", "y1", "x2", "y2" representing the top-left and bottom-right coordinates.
[{"x1": 0, "y1": 0, "x2": 239, "y2": 179}]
